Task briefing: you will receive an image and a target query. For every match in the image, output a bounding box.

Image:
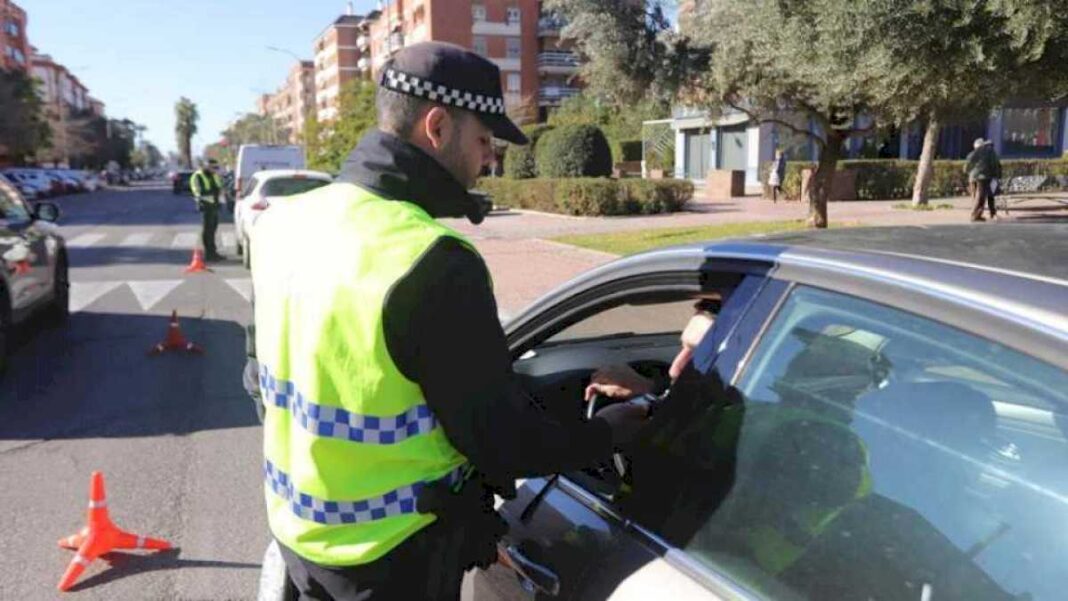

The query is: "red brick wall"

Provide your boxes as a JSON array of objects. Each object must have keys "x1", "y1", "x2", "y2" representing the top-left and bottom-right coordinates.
[{"x1": 0, "y1": 0, "x2": 30, "y2": 72}]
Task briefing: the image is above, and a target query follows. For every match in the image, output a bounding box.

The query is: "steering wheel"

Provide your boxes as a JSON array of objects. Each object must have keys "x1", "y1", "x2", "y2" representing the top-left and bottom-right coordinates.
[{"x1": 584, "y1": 393, "x2": 633, "y2": 482}]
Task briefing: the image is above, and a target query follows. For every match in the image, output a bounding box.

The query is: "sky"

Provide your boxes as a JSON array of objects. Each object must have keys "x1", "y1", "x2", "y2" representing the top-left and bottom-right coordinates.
[{"x1": 22, "y1": 0, "x2": 379, "y2": 157}]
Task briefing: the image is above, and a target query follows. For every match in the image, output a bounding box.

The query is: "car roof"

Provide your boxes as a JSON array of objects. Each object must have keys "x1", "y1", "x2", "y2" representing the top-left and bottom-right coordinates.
[
  {"x1": 746, "y1": 224, "x2": 1068, "y2": 284},
  {"x1": 251, "y1": 169, "x2": 331, "y2": 181}
]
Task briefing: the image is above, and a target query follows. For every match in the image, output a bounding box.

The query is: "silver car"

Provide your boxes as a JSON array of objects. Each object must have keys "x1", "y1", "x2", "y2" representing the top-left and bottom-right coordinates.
[{"x1": 0, "y1": 174, "x2": 67, "y2": 374}]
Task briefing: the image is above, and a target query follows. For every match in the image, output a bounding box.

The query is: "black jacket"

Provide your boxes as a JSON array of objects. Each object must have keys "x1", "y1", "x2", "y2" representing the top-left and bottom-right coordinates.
[{"x1": 329, "y1": 131, "x2": 613, "y2": 486}]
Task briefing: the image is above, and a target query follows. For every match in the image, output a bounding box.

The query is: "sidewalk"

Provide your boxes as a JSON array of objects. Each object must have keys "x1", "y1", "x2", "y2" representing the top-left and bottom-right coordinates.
[{"x1": 444, "y1": 192, "x2": 1068, "y2": 315}]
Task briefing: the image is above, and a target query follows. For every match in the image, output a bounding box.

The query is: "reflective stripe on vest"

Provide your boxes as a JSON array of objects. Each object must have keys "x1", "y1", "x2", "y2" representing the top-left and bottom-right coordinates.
[
  {"x1": 260, "y1": 365, "x2": 437, "y2": 444},
  {"x1": 265, "y1": 459, "x2": 464, "y2": 525}
]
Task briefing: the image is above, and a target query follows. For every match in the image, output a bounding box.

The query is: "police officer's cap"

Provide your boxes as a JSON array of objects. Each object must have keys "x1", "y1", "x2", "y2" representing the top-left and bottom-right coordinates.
[{"x1": 380, "y1": 42, "x2": 529, "y2": 146}]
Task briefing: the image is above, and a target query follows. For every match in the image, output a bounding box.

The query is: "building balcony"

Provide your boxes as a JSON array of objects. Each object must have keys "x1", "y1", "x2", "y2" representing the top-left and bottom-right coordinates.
[
  {"x1": 537, "y1": 16, "x2": 567, "y2": 36},
  {"x1": 538, "y1": 85, "x2": 581, "y2": 106},
  {"x1": 357, "y1": 35, "x2": 369, "y2": 50},
  {"x1": 537, "y1": 51, "x2": 579, "y2": 74}
]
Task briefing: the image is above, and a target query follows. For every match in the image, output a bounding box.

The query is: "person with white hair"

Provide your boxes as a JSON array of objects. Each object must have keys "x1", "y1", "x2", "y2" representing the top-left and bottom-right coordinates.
[{"x1": 963, "y1": 137, "x2": 1002, "y2": 221}]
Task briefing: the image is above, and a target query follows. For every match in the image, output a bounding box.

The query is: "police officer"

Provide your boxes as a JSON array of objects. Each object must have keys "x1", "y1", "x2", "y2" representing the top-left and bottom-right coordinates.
[
  {"x1": 250, "y1": 42, "x2": 649, "y2": 599},
  {"x1": 190, "y1": 159, "x2": 224, "y2": 261}
]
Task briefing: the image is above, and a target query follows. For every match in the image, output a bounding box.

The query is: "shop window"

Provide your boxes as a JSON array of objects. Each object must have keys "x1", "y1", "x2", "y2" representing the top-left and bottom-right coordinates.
[{"x1": 1001, "y1": 107, "x2": 1061, "y2": 156}]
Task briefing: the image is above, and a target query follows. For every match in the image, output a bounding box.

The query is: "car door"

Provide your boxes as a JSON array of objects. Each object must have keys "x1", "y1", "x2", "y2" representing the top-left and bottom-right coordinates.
[
  {"x1": 0, "y1": 177, "x2": 48, "y2": 311},
  {"x1": 473, "y1": 272, "x2": 786, "y2": 601}
]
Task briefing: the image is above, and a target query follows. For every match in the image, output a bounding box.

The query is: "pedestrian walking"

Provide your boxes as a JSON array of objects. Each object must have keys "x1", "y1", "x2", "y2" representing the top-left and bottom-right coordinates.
[
  {"x1": 248, "y1": 42, "x2": 650, "y2": 600},
  {"x1": 964, "y1": 138, "x2": 1002, "y2": 222},
  {"x1": 768, "y1": 148, "x2": 786, "y2": 202},
  {"x1": 190, "y1": 159, "x2": 225, "y2": 260}
]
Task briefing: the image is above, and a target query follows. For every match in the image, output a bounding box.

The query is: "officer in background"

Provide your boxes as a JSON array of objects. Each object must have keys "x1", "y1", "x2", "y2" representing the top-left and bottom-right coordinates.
[
  {"x1": 190, "y1": 159, "x2": 225, "y2": 261},
  {"x1": 250, "y1": 42, "x2": 649, "y2": 599}
]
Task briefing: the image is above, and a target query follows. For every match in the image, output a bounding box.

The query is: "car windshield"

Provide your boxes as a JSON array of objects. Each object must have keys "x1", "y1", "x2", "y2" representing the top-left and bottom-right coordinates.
[{"x1": 261, "y1": 177, "x2": 328, "y2": 197}]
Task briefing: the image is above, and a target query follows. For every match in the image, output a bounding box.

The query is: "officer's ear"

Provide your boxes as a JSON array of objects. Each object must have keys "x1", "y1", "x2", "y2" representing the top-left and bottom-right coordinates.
[{"x1": 422, "y1": 106, "x2": 454, "y2": 151}]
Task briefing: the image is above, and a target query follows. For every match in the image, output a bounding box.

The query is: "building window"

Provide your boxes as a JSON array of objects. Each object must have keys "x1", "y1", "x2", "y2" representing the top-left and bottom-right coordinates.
[
  {"x1": 506, "y1": 37, "x2": 521, "y2": 59},
  {"x1": 472, "y1": 4, "x2": 486, "y2": 22},
  {"x1": 4, "y1": 21, "x2": 18, "y2": 37},
  {"x1": 472, "y1": 36, "x2": 488, "y2": 56},
  {"x1": 507, "y1": 73, "x2": 521, "y2": 93},
  {"x1": 507, "y1": 6, "x2": 521, "y2": 25},
  {"x1": 1001, "y1": 107, "x2": 1062, "y2": 156}
]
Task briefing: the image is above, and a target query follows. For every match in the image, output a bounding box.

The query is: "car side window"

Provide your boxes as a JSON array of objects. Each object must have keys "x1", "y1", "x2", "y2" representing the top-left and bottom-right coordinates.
[
  {"x1": 0, "y1": 177, "x2": 31, "y2": 223},
  {"x1": 620, "y1": 285, "x2": 1068, "y2": 600},
  {"x1": 544, "y1": 299, "x2": 696, "y2": 344},
  {"x1": 241, "y1": 176, "x2": 260, "y2": 199}
]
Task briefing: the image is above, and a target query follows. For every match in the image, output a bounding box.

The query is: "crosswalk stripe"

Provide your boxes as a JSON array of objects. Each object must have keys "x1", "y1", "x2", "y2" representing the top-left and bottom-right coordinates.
[
  {"x1": 225, "y1": 279, "x2": 253, "y2": 303},
  {"x1": 67, "y1": 233, "x2": 107, "y2": 248},
  {"x1": 172, "y1": 232, "x2": 198, "y2": 249},
  {"x1": 70, "y1": 281, "x2": 124, "y2": 312},
  {"x1": 128, "y1": 280, "x2": 184, "y2": 311},
  {"x1": 221, "y1": 232, "x2": 236, "y2": 249},
  {"x1": 119, "y1": 233, "x2": 153, "y2": 247}
]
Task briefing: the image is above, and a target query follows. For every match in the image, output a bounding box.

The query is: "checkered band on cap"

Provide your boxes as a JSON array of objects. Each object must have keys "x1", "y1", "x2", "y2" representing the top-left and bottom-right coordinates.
[
  {"x1": 265, "y1": 459, "x2": 467, "y2": 525},
  {"x1": 259, "y1": 365, "x2": 438, "y2": 445},
  {"x1": 381, "y1": 68, "x2": 507, "y2": 115}
]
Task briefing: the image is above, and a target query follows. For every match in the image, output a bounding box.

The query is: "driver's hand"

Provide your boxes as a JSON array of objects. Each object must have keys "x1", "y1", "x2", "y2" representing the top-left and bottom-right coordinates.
[
  {"x1": 595, "y1": 401, "x2": 650, "y2": 448},
  {"x1": 585, "y1": 364, "x2": 654, "y2": 402}
]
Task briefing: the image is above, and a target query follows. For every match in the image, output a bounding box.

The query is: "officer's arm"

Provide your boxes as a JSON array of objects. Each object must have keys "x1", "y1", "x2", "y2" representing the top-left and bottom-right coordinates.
[
  {"x1": 190, "y1": 173, "x2": 202, "y2": 198},
  {"x1": 383, "y1": 237, "x2": 613, "y2": 484}
]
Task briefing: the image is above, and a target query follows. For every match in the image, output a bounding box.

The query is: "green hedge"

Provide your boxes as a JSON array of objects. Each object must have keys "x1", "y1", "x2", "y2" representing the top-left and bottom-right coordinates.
[
  {"x1": 503, "y1": 124, "x2": 554, "y2": 179},
  {"x1": 476, "y1": 177, "x2": 694, "y2": 216},
  {"x1": 762, "y1": 158, "x2": 1068, "y2": 201},
  {"x1": 535, "y1": 124, "x2": 614, "y2": 178}
]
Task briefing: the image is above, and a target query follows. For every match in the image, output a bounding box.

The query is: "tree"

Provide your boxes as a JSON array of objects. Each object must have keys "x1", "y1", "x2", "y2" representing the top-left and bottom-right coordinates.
[
  {"x1": 222, "y1": 112, "x2": 286, "y2": 149},
  {"x1": 174, "y1": 97, "x2": 199, "y2": 169},
  {"x1": 550, "y1": 0, "x2": 1068, "y2": 226},
  {"x1": 548, "y1": 94, "x2": 667, "y2": 161},
  {"x1": 0, "y1": 68, "x2": 50, "y2": 164},
  {"x1": 307, "y1": 80, "x2": 377, "y2": 173}
]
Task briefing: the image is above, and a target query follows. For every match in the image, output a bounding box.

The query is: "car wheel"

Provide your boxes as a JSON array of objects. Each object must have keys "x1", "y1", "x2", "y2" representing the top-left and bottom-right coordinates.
[
  {"x1": 242, "y1": 236, "x2": 252, "y2": 270},
  {"x1": 48, "y1": 253, "x2": 70, "y2": 324}
]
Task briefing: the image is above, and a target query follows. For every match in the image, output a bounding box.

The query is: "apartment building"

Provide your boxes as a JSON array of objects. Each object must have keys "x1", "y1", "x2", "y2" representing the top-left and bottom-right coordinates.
[
  {"x1": 313, "y1": 14, "x2": 372, "y2": 123},
  {"x1": 31, "y1": 51, "x2": 90, "y2": 114},
  {"x1": 0, "y1": 0, "x2": 29, "y2": 71}
]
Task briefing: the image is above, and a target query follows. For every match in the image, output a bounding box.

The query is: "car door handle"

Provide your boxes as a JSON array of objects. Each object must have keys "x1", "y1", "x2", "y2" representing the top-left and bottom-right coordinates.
[{"x1": 504, "y1": 545, "x2": 561, "y2": 596}]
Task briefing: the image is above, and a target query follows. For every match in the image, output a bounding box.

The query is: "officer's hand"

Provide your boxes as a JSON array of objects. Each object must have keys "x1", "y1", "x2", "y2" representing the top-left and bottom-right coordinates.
[
  {"x1": 195, "y1": 201, "x2": 205, "y2": 213},
  {"x1": 595, "y1": 400, "x2": 650, "y2": 449},
  {"x1": 584, "y1": 364, "x2": 654, "y2": 402}
]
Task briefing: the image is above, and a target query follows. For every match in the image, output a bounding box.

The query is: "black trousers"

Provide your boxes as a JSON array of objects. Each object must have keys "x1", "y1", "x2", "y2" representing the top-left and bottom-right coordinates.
[
  {"x1": 201, "y1": 202, "x2": 219, "y2": 256},
  {"x1": 277, "y1": 522, "x2": 466, "y2": 601}
]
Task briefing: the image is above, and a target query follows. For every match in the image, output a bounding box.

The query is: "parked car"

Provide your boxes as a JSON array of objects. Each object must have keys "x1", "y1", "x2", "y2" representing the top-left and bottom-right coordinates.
[
  {"x1": 171, "y1": 170, "x2": 194, "y2": 195},
  {"x1": 77, "y1": 171, "x2": 101, "y2": 192},
  {"x1": 0, "y1": 174, "x2": 67, "y2": 375},
  {"x1": 234, "y1": 144, "x2": 305, "y2": 200},
  {"x1": 234, "y1": 169, "x2": 332, "y2": 269},
  {"x1": 47, "y1": 170, "x2": 83, "y2": 194},
  {"x1": 459, "y1": 224, "x2": 1068, "y2": 601},
  {"x1": 5, "y1": 170, "x2": 53, "y2": 198}
]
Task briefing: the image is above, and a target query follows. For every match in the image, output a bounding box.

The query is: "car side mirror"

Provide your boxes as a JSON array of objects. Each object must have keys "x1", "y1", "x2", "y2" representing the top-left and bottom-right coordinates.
[{"x1": 33, "y1": 202, "x2": 60, "y2": 223}]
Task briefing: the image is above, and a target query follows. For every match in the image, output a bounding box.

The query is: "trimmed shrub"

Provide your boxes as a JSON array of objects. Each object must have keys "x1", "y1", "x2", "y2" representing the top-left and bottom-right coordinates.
[
  {"x1": 535, "y1": 124, "x2": 614, "y2": 178},
  {"x1": 503, "y1": 124, "x2": 553, "y2": 179},
  {"x1": 475, "y1": 177, "x2": 694, "y2": 216},
  {"x1": 764, "y1": 157, "x2": 1068, "y2": 201}
]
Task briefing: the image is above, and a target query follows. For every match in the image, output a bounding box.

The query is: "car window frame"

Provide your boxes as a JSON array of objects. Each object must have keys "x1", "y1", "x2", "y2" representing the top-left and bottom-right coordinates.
[
  {"x1": 260, "y1": 176, "x2": 330, "y2": 198},
  {"x1": 502, "y1": 265, "x2": 782, "y2": 601}
]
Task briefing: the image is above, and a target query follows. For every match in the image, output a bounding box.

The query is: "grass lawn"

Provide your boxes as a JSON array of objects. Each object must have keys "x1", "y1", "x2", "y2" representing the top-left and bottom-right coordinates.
[{"x1": 554, "y1": 220, "x2": 861, "y2": 256}]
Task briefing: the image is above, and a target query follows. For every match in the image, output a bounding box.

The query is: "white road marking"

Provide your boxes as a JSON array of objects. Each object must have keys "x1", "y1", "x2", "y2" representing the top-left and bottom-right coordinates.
[
  {"x1": 221, "y1": 232, "x2": 236, "y2": 249},
  {"x1": 128, "y1": 280, "x2": 183, "y2": 311},
  {"x1": 69, "y1": 281, "x2": 124, "y2": 312},
  {"x1": 66, "y1": 233, "x2": 107, "y2": 248},
  {"x1": 225, "y1": 278, "x2": 253, "y2": 303},
  {"x1": 119, "y1": 232, "x2": 153, "y2": 247},
  {"x1": 171, "y1": 232, "x2": 198, "y2": 249}
]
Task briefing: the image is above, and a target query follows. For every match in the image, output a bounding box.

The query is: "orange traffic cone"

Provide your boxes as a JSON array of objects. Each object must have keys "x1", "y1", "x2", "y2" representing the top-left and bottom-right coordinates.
[
  {"x1": 57, "y1": 471, "x2": 172, "y2": 592},
  {"x1": 184, "y1": 248, "x2": 210, "y2": 274},
  {"x1": 148, "y1": 310, "x2": 203, "y2": 355}
]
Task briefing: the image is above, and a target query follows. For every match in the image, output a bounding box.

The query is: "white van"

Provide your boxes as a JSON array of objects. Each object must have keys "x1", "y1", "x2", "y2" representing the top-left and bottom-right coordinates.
[{"x1": 234, "y1": 145, "x2": 305, "y2": 198}]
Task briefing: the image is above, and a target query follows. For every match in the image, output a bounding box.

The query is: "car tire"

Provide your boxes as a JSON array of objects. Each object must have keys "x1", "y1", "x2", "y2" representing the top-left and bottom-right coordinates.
[
  {"x1": 47, "y1": 253, "x2": 70, "y2": 325},
  {"x1": 242, "y1": 236, "x2": 251, "y2": 270}
]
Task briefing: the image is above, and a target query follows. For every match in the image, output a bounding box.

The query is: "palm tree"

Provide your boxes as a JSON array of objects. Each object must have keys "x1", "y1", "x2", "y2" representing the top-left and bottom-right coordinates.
[{"x1": 174, "y1": 97, "x2": 199, "y2": 168}]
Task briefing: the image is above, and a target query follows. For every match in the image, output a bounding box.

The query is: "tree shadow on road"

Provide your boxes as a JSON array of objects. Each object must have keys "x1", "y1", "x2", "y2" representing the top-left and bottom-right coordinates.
[
  {"x1": 0, "y1": 310, "x2": 259, "y2": 440},
  {"x1": 66, "y1": 548, "x2": 260, "y2": 592}
]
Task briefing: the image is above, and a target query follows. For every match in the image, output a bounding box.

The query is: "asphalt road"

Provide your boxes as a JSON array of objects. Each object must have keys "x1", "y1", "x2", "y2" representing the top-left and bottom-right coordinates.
[{"x1": 0, "y1": 183, "x2": 267, "y2": 600}]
